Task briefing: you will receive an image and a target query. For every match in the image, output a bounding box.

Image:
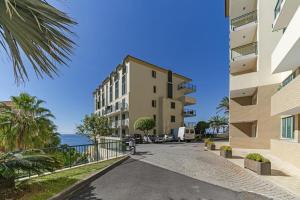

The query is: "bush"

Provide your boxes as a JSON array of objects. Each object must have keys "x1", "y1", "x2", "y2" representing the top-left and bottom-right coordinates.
[
  {"x1": 220, "y1": 146, "x2": 232, "y2": 152},
  {"x1": 204, "y1": 138, "x2": 213, "y2": 145},
  {"x1": 246, "y1": 153, "x2": 270, "y2": 163},
  {"x1": 206, "y1": 141, "x2": 215, "y2": 146}
]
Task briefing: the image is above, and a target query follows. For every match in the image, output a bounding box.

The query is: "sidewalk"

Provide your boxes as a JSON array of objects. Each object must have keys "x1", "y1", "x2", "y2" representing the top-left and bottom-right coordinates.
[{"x1": 212, "y1": 141, "x2": 300, "y2": 198}]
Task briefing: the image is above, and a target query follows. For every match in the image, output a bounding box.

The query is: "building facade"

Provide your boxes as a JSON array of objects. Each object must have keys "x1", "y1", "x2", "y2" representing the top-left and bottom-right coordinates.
[
  {"x1": 225, "y1": 0, "x2": 290, "y2": 149},
  {"x1": 93, "y1": 55, "x2": 196, "y2": 138}
]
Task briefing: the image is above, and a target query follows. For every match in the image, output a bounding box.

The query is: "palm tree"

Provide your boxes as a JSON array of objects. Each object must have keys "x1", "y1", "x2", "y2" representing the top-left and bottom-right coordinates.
[
  {"x1": 0, "y1": 0, "x2": 76, "y2": 83},
  {"x1": 0, "y1": 93, "x2": 56, "y2": 151},
  {"x1": 208, "y1": 116, "x2": 228, "y2": 134},
  {"x1": 217, "y1": 97, "x2": 229, "y2": 115},
  {"x1": 0, "y1": 150, "x2": 62, "y2": 189}
]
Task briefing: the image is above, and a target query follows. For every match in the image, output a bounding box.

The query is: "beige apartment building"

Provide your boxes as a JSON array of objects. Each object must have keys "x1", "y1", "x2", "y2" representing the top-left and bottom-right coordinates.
[
  {"x1": 93, "y1": 55, "x2": 196, "y2": 138},
  {"x1": 225, "y1": 0, "x2": 290, "y2": 149},
  {"x1": 226, "y1": 0, "x2": 300, "y2": 168}
]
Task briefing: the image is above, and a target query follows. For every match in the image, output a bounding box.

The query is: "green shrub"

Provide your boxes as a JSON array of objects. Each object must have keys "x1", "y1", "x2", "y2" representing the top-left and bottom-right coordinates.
[
  {"x1": 206, "y1": 141, "x2": 215, "y2": 146},
  {"x1": 246, "y1": 153, "x2": 270, "y2": 163},
  {"x1": 220, "y1": 146, "x2": 232, "y2": 152},
  {"x1": 204, "y1": 138, "x2": 213, "y2": 145}
]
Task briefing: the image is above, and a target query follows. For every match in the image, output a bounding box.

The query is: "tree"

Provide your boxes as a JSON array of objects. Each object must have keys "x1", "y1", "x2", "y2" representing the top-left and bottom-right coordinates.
[
  {"x1": 208, "y1": 116, "x2": 228, "y2": 134},
  {"x1": 0, "y1": 150, "x2": 62, "y2": 190},
  {"x1": 76, "y1": 114, "x2": 111, "y2": 143},
  {"x1": 217, "y1": 97, "x2": 229, "y2": 115},
  {"x1": 0, "y1": 0, "x2": 76, "y2": 83},
  {"x1": 134, "y1": 117, "x2": 156, "y2": 137},
  {"x1": 195, "y1": 121, "x2": 209, "y2": 135},
  {"x1": 0, "y1": 93, "x2": 57, "y2": 151}
]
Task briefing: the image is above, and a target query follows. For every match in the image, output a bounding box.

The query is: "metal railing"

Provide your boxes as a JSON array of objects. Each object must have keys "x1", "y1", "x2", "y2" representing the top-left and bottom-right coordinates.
[
  {"x1": 278, "y1": 71, "x2": 296, "y2": 91},
  {"x1": 110, "y1": 119, "x2": 129, "y2": 129},
  {"x1": 178, "y1": 82, "x2": 196, "y2": 93},
  {"x1": 104, "y1": 102, "x2": 128, "y2": 115},
  {"x1": 275, "y1": 0, "x2": 284, "y2": 19},
  {"x1": 16, "y1": 141, "x2": 125, "y2": 180},
  {"x1": 231, "y1": 42, "x2": 257, "y2": 61},
  {"x1": 231, "y1": 10, "x2": 257, "y2": 30},
  {"x1": 184, "y1": 109, "x2": 196, "y2": 117}
]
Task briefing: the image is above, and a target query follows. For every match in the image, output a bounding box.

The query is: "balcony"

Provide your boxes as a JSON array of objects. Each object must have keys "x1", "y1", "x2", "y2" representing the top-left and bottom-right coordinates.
[
  {"x1": 231, "y1": 10, "x2": 257, "y2": 31},
  {"x1": 121, "y1": 119, "x2": 129, "y2": 127},
  {"x1": 179, "y1": 96, "x2": 196, "y2": 106},
  {"x1": 273, "y1": 0, "x2": 300, "y2": 31},
  {"x1": 178, "y1": 82, "x2": 196, "y2": 94},
  {"x1": 230, "y1": 72, "x2": 258, "y2": 92},
  {"x1": 231, "y1": 42, "x2": 257, "y2": 61},
  {"x1": 104, "y1": 102, "x2": 128, "y2": 116},
  {"x1": 230, "y1": 99, "x2": 258, "y2": 123},
  {"x1": 272, "y1": 7, "x2": 300, "y2": 74},
  {"x1": 271, "y1": 75, "x2": 300, "y2": 116},
  {"x1": 183, "y1": 109, "x2": 196, "y2": 117}
]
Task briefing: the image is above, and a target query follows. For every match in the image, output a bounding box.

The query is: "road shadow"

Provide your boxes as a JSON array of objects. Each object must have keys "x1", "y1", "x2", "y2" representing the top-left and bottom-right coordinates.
[
  {"x1": 134, "y1": 151, "x2": 153, "y2": 156},
  {"x1": 229, "y1": 155, "x2": 244, "y2": 159},
  {"x1": 271, "y1": 169, "x2": 290, "y2": 177},
  {"x1": 68, "y1": 185, "x2": 102, "y2": 200}
]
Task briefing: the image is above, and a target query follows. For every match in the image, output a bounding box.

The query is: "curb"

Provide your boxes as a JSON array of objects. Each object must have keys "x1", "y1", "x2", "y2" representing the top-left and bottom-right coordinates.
[{"x1": 48, "y1": 156, "x2": 129, "y2": 200}]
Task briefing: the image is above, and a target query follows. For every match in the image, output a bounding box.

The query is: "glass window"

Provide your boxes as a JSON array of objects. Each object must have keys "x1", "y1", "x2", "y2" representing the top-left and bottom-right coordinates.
[
  {"x1": 122, "y1": 75, "x2": 127, "y2": 95},
  {"x1": 281, "y1": 116, "x2": 294, "y2": 139},
  {"x1": 171, "y1": 115, "x2": 175, "y2": 123},
  {"x1": 153, "y1": 114, "x2": 156, "y2": 121},
  {"x1": 152, "y1": 100, "x2": 157, "y2": 108},
  {"x1": 152, "y1": 70, "x2": 156, "y2": 78},
  {"x1": 171, "y1": 102, "x2": 175, "y2": 109},
  {"x1": 115, "y1": 80, "x2": 119, "y2": 99},
  {"x1": 109, "y1": 86, "x2": 113, "y2": 102},
  {"x1": 153, "y1": 86, "x2": 156, "y2": 93}
]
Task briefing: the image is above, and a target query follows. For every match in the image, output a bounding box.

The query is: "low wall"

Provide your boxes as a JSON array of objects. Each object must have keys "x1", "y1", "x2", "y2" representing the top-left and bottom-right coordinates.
[{"x1": 271, "y1": 139, "x2": 300, "y2": 169}]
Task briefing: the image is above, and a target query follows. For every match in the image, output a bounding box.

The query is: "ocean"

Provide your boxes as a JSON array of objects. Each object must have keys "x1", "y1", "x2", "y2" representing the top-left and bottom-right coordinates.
[{"x1": 60, "y1": 134, "x2": 92, "y2": 146}]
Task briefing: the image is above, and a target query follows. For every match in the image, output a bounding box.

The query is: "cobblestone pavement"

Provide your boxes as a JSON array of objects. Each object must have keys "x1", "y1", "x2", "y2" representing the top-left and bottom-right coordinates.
[{"x1": 132, "y1": 143, "x2": 298, "y2": 200}]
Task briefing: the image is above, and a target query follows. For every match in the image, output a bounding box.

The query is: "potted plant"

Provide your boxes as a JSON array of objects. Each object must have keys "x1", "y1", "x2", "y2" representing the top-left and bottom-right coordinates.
[
  {"x1": 206, "y1": 141, "x2": 216, "y2": 150},
  {"x1": 244, "y1": 153, "x2": 271, "y2": 175},
  {"x1": 204, "y1": 138, "x2": 213, "y2": 147},
  {"x1": 220, "y1": 146, "x2": 232, "y2": 158}
]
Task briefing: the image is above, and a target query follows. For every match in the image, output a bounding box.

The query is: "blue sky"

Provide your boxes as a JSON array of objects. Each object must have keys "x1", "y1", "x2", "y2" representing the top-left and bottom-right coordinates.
[{"x1": 0, "y1": 0, "x2": 229, "y2": 134}]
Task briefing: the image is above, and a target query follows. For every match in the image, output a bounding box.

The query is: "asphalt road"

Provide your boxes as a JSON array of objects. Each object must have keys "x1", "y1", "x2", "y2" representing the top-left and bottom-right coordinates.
[{"x1": 68, "y1": 158, "x2": 270, "y2": 200}]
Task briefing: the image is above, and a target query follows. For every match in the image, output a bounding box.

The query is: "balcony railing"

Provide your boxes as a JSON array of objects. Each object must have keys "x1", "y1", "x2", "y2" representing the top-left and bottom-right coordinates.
[
  {"x1": 184, "y1": 109, "x2": 196, "y2": 117},
  {"x1": 274, "y1": 0, "x2": 284, "y2": 19},
  {"x1": 231, "y1": 42, "x2": 257, "y2": 61},
  {"x1": 111, "y1": 119, "x2": 129, "y2": 128},
  {"x1": 104, "y1": 102, "x2": 128, "y2": 115},
  {"x1": 278, "y1": 71, "x2": 297, "y2": 91},
  {"x1": 178, "y1": 82, "x2": 196, "y2": 93},
  {"x1": 231, "y1": 10, "x2": 257, "y2": 30}
]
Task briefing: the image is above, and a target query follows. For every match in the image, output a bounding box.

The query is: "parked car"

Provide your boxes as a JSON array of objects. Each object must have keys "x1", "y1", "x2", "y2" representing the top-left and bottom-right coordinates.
[
  {"x1": 174, "y1": 127, "x2": 196, "y2": 142},
  {"x1": 164, "y1": 134, "x2": 174, "y2": 142},
  {"x1": 133, "y1": 134, "x2": 143, "y2": 144},
  {"x1": 154, "y1": 134, "x2": 165, "y2": 143}
]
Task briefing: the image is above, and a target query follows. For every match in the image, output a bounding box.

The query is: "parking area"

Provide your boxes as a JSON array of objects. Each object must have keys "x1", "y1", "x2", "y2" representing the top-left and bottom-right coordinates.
[{"x1": 131, "y1": 143, "x2": 297, "y2": 200}]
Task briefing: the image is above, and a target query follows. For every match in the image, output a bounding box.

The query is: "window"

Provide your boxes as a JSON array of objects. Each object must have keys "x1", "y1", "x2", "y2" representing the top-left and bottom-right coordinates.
[
  {"x1": 171, "y1": 102, "x2": 175, "y2": 109},
  {"x1": 153, "y1": 129, "x2": 157, "y2": 135},
  {"x1": 122, "y1": 114, "x2": 126, "y2": 120},
  {"x1": 101, "y1": 93, "x2": 105, "y2": 107},
  {"x1": 115, "y1": 102, "x2": 119, "y2": 110},
  {"x1": 167, "y1": 83, "x2": 173, "y2": 98},
  {"x1": 122, "y1": 66, "x2": 127, "y2": 75},
  {"x1": 109, "y1": 86, "x2": 113, "y2": 102},
  {"x1": 171, "y1": 115, "x2": 175, "y2": 123},
  {"x1": 152, "y1": 100, "x2": 157, "y2": 108},
  {"x1": 281, "y1": 116, "x2": 294, "y2": 139},
  {"x1": 122, "y1": 75, "x2": 127, "y2": 95},
  {"x1": 153, "y1": 86, "x2": 156, "y2": 93},
  {"x1": 153, "y1": 114, "x2": 156, "y2": 121},
  {"x1": 152, "y1": 70, "x2": 156, "y2": 78},
  {"x1": 115, "y1": 80, "x2": 119, "y2": 99}
]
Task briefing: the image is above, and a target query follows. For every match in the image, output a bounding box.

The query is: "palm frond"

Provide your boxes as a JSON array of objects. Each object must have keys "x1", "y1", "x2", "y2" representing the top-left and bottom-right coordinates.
[{"x1": 0, "y1": 0, "x2": 76, "y2": 83}]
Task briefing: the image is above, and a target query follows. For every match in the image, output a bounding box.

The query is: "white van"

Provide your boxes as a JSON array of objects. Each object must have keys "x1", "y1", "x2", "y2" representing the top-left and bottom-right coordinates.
[{"x1": 174, "y1": 127, "x2": 195, "y2": 142}]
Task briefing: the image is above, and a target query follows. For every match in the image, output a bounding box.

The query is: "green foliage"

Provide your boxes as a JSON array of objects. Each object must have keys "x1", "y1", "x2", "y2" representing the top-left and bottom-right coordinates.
[
  {"x1": 195, "y1": 121, "x2": 209, "y2": 134},
  {"x1": 0, "y1": 0, "x2": 76, "y2": 83},
  {"x1": 0, "y1": 150, "x2": 62, "y2": 183},
  {"x1": 216, "y1": 97, "x2": 229, "y2": 115},
  {"x1": 204, "y1": 138, "x2": 213, "y2": 145},
  {"x1": 246, "y1": 153, "x2": 270, "y2": 163},
  {"x1": 134, "y1": 117, "x2": 156, "y2": 134},
  {"x1": 76, "y1": 114, "x2": 111, "y2": 143},
  {"x1": 220, "y1": 146, "x2": 232, "y2": 152},
  {"x1": 208, "y1": 115, "x2": 228, "y2": 134},
  {"x1": 0, "y1": 93, "x2": 59, "y2": 151},
  {"x1": 206, "y1": 141, "x2": 215, "y2": 146}
]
